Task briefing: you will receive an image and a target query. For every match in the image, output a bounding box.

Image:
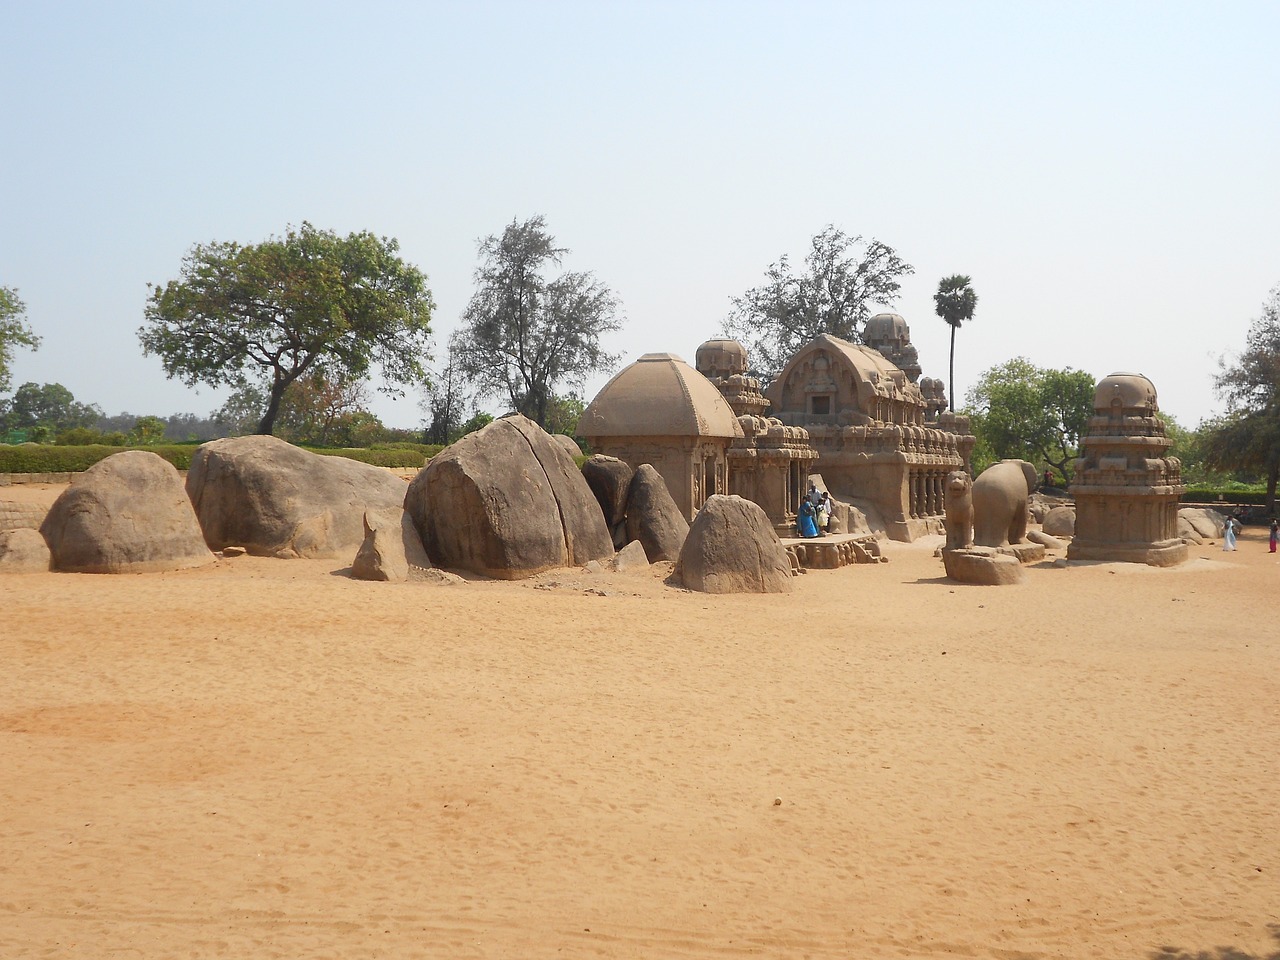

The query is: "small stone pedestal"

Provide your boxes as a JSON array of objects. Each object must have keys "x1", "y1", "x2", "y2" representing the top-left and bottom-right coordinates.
[{"x1": 942, "y1": 546, "x2": 1024, "y2": 585}]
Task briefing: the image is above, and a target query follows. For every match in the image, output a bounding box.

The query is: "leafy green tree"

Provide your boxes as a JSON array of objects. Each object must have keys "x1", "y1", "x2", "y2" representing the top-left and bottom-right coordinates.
[
  {"x1": 934, "y1": 274, "x2": 978, "y2": 412},
  {"x1": 2, "y1": 382, "x2": 103, "y2": 436},
  {"x1": 964, "y1": 358, "x2": 1096, "y2": 483},
  {"x1": 723, "y1": 226, "x2": 914, "y2": 384},
  {"x1": 543, "y1": 392, "x2": 586, "y2": 439},
  {"x1": 1204, "y1": 284, "x2": 1280, "y2": 513},
  {"x1": 454, "y1": 215, "x2": 622, "y2": 428},
  {"x1": 0, "y1": 285, "x2": 40, "y2": 393},
  {"x1": 129, "y1": 415, "x2": 167, "y2": 445},
  {"x1": 139, "y1": 222, "x2": 434, "y2": 436}
]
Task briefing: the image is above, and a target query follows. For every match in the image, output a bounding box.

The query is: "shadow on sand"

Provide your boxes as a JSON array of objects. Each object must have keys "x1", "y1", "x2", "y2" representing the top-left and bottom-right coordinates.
[{"x1": 1150, "y1": 923, "x2": 1280, "y2": 960}]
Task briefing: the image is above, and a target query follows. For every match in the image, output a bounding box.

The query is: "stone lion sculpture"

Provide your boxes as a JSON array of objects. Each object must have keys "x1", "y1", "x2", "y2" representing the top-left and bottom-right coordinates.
[
  {"x1": 943, "y1": 469, "x2": 974, "y2": 550},
  {"x1": 972, "y1": 459, "x2": 1038, "y2": 548}
]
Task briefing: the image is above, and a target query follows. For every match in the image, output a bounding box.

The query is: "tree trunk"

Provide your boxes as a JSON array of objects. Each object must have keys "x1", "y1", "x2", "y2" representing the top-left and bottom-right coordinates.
[
  {"x1": 256, "y1": 379, "x2": 287, "y2": 435},
  {"x1": 948, "y1": 323, "x2": 957, "y2": 412}
]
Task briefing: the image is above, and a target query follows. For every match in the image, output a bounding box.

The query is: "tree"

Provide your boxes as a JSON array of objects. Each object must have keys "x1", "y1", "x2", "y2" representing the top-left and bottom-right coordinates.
[
  {"x1": 964, "y1": 357, "x2": 1095, "y2": 483},
  {"x1": 274, "y1": 369, "x2": 374, "y2": 446},
  {"x1": 422, "y1": 332, "x2": 475, "y2": 445},
  {"x1": 129, "y1": 415, "x2": 167, "y2": 445},
  {"x1": 543, "y1": 393, "x2": 585, "y2": 438},
  {"x1": 1206, "y1": 285, "x2": 1280, "y2": 514},
  {"x1": 1, "y1": 382, "x2": 103, "y2": 436},
  {"x1": 1, "y1": 285, "x2": 41, "y2": 393},
  {"x1": 454, "y1": 215, "x2": 622, "y2": 427},
  {"x1": 934, "y1": 274, "x2": 978, "y2": 412},
  {"x1": 139, "y1": 222, "x2": 434, "y2": 436},
  {"x1": 723, "y1": 226, "x2": 914, "y2": 383}
]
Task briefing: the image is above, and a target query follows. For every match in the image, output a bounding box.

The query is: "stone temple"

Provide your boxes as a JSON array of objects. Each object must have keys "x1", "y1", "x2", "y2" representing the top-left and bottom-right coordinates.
[
  {"x1": 1067, "y1": 372, "x2": 1187, "y2": 566},
  {"x1": 582, "y1": 314, "x2": 975, "y2": 542},
  {"x1": 763, "y1": 332, "x2": 975, "y2": 541},
  {"x1": 578, "y1": 352, "x2": 744, "y2": 522}
]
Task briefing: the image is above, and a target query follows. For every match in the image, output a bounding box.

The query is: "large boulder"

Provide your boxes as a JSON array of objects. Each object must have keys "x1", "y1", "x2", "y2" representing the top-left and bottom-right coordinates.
[
  {"x1": 405, "y1": 414, "x2": 613, "y2": 579},
  {"x1": 581, "y1": 455, "x2": 634, "y2": 547},
  {"x1": 40, "y1": 451, "x2": 215, "y2": 574},
  {"x1": 1178, "y1": 507, "x2": 1227, "y2": 543},
  {"x1": 1041, "y1": 505, "x2": 1076, "y2": 538},
  {"x1": 186, "y1": 435, "x2": 409, "y2": 559},
  {"x1": 0, "y1": 528, "x2": 52, "y2": 573},
  {"x1": 675, "y1": 494, "x2": 793, "y2": 594},
  {"x1": 625, "y1": 464, "x2": 689, "y2": 562}
]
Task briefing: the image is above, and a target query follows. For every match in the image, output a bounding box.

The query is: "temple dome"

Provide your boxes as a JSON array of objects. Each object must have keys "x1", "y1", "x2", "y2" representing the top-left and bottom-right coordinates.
[
  {"x1": 864, "y1": 312, "x2": 911, "y2": 343},
  {"x1": 581, "y1": 353, "x2": 744, "y2": 439},
  {"x1": 695, "y1": 338, "x2": 749, "y2": 378},
  {"x1": 1094, "y1": 372, "x2": 1158, "y2": 414}
]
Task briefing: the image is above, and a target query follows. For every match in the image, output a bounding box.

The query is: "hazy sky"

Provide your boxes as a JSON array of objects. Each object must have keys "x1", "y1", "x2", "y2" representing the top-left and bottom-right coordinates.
[{"x1": 3, "y1": 1, "x2": 1278, "y2": 430}]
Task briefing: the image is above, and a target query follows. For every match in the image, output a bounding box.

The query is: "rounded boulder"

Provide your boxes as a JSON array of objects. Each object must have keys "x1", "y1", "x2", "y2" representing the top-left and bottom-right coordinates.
[
  {"x1": 675, "y1": 494, "x2": 793, "y2": 594},
  {"x1": 40, "y1": 451, "x2": 215, "y2": 574}
]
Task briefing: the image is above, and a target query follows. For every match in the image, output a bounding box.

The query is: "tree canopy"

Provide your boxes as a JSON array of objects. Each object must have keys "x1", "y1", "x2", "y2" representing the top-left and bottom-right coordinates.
[
  {"x1": 964, "y1": 357, "x2": 1095, "y2": 483},
  {"x1": 934, "y1": 274, "x2": 978, "y2": 411},
  {"x1": 139, "y1": 222, "x2": 434, "y2": 435},
  {"x1": 723, "y1": 226, "x2": 914, "y2": 384},
  {"x1": 453, "y1": 215, "x2": 621, "y2": 428},
  {"x1": 0, "y1": 285, "x2": 41, "y2": 394},
  {"x1": 0, "y1": 381, "x2": 103, "y2": 440},
  {"x1": 1205, "y1": 284, "x2": 1280, "y2": 513}
]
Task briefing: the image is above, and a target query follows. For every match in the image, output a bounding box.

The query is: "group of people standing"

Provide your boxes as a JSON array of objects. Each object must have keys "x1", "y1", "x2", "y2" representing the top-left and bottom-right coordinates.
[
  {"x1": 797, "y1": 483, "x2": 833, "y2": 539},
  {"x1": 1221, "y1": 514, "x2": 1278, "y2": 553}
]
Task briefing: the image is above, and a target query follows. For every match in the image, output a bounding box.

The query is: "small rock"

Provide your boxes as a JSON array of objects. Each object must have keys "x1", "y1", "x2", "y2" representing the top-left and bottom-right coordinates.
[{"x1": 221, "y1": 545, "x2": 247, "y2": 557}]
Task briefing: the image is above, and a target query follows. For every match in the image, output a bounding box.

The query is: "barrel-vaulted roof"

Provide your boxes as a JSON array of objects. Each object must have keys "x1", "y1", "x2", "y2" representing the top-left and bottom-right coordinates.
[
  {"x1": 774, "y1": 333, "x2": 905, "y2": 386},
  {"x1": 580, "y1": 353, "x2": 744, "y2": 439}
]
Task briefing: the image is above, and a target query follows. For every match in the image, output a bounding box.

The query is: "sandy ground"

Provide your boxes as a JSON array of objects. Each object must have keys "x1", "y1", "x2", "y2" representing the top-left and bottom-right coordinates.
[{"x1": 2, "y1": 485, "x2": 1278, "y2": 959}]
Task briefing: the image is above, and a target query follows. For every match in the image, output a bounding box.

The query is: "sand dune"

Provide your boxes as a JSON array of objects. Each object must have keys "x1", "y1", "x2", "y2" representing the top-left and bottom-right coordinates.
[{"x1": 1, "y1": 488, "x2": 1277, "y2": 958}]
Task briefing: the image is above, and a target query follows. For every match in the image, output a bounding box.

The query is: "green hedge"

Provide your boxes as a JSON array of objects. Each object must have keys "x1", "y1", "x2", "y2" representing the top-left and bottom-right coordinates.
[
  {"x1": 0, "y1": 444, "x2": 197, "y2": 473},
  {"x1": 0, "y1": 441, "x2": 445, "y2": 474},
  {"x1": 1180, "y1": 490, "x2": 1273, "y2": 506}
]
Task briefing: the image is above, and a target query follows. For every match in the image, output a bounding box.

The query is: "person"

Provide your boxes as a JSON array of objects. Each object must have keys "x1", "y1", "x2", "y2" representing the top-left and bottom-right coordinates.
[
  {"x1": 1270, "y1": 518, "x2": 1277, "y2": 554},
  {"x1": 806, "y1": 481, "x2": 823, "y2": 509},
  {"x1": 1223, "y1": 514, "x2": 1238, "y2": 551},
  {"x1": 818, "y1": 491, "x2": 833, "y2": 533},
  {"x1": 1043, "y1": 469, "x2": 1053, "y2": 489},
  {"x1": 797, "y1": 497, "x2": 819, "y2": 538}
]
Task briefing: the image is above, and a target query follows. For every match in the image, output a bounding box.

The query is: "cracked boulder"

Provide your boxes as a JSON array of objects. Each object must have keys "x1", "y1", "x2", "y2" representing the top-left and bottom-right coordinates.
[{"x1": 405, "y1": 414, "x2": 613, "y2": 579}]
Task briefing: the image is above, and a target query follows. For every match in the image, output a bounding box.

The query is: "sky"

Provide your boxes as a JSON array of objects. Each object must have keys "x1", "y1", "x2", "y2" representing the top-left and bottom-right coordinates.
[{"x1": 3, "y1": 0, "x2": 1278, "y2": 431}]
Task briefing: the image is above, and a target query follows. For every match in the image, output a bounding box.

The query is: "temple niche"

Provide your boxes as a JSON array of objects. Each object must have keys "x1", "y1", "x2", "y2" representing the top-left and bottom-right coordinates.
[
  {"x1": 1067, "y1": 372, "x2": 1187, "y2": 567},
  {"x1": 579, "y1": 353, "x2": 743, "y2": 522},
  {"x1": 694, "y1": 339, "x2": 818, "y2": 531},
  {"x1": 764, "y1": 332, "x2": 976, "y2": 541}
]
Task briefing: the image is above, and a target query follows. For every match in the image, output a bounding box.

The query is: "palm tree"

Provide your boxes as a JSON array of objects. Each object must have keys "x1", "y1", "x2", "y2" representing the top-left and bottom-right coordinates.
[{"x1": 934, "y1": 274, "x2": 978, "y2": 412}]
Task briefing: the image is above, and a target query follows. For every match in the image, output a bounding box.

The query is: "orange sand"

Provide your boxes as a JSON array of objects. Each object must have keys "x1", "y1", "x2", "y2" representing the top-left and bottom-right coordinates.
[{"x1": 2, "y1": 486, "x2": 1277, "y2": 958}]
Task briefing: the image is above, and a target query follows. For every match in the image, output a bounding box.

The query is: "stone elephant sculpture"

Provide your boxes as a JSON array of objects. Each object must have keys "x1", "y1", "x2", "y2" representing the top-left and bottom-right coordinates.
[{"x1": 972, "y1": 459, "x2": 1037, "y2": 548}]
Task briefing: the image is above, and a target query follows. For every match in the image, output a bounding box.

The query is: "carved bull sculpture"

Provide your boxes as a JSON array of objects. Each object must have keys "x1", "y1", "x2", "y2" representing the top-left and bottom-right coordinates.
[
  {"x1": 943, "y1": 470, "x2": 974, "y2": 550},
  {"x1": 972, "y1": 459, "x2": 1038, "y2": 548}
]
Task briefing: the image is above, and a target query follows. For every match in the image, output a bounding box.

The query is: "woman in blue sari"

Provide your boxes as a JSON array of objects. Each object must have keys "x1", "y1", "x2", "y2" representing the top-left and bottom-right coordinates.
[{"x1": 797, "y1": 498, "x2": 819, "y2": 538}]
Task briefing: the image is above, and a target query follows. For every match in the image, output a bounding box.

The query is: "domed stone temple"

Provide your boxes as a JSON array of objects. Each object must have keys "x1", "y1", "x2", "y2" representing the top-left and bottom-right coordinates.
[
  {"x1": 579, "y1": 353, "x2": 745, "y2": 522},
  {"x1": 1067, "y1": 373, "x2": 1187, "y2": 566}
]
